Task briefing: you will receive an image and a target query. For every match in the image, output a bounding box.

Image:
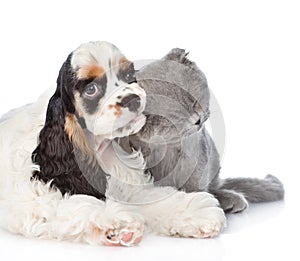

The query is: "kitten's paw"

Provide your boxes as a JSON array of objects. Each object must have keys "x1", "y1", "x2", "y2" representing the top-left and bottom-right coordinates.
[{"x1": 213, "y1": 189, "x2": 248, "y2": 213}]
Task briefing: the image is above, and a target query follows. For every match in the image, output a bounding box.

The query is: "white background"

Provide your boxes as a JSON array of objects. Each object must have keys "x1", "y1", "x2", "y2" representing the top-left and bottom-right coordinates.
[{"x1": 0, "y1": 0, "x2": 299, "y2": 260}]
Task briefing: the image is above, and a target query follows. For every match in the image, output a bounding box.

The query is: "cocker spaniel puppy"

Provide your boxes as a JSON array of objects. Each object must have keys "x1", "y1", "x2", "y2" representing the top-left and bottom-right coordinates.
[{"x1": 0, "y1": 41, "x2": 225, "y2": 247}]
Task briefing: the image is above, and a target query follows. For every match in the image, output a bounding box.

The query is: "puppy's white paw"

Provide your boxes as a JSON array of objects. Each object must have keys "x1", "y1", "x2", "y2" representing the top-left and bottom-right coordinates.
[
  {"x1": 167, "y1": 192, "x2": 226, "y2": 238},
  {"x1": 91, "y1": 210, "x2": 145, "y2": 246},
  {"x1": 103, "y1": 226, "x2": 143, "y2": 247}
]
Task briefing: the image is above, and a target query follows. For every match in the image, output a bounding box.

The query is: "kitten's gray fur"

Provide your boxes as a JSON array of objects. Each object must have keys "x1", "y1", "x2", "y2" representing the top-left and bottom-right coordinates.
[{"x1": 119, "y1": 49, "x2": 284, "y2": 213}]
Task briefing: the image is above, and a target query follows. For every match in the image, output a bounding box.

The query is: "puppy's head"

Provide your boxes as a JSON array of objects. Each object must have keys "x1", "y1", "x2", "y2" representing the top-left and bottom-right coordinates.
[
  {"x1": 58, "y1": 41, "x2": 146, "y2": 139},
  {"x1": 31, "y1": 42, "x2": 146, "y2": 198}
]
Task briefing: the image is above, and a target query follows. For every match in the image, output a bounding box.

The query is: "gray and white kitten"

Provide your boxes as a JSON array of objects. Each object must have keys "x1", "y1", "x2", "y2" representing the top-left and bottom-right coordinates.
[{"x1": 119, "y1": 49, "x2": 284, "y2": 213}]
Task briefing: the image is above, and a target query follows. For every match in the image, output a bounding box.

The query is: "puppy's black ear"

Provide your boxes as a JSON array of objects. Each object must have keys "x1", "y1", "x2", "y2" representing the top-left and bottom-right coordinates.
[
  {"x1": 32, "y1": 60, "x2": 106, "y2": 200},
  {"x1": 32, "y1": 91, "x2": 72, "y2": 183}
]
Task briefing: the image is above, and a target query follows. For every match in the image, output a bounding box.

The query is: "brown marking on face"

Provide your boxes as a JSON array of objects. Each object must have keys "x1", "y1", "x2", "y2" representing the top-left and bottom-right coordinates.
[
  {"x1": 119, "y1": 56, "x2": 131, "y2": 71},
  {"x1": 107, "y1": 104, "x2": 121, "y2": 115},
  {"x1": 77, "y1": 64, "x2": 104, "y2": 79},
  {"x1": 109, "y1": 103, "x2": 122, "y2": 116}
]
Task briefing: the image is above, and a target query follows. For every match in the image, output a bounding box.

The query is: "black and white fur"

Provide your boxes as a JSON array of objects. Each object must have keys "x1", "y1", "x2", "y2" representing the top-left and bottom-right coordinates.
[{"x1": 0, "y1": 42, "x2": 225, "y2": 246}]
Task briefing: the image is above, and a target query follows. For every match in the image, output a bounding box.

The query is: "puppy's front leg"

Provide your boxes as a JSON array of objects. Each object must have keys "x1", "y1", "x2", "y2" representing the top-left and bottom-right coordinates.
[
  {"x1": 1, "y1": 191, "x2": 144, "y2": 246},
  {"x1": 131, "y1": 187, "x2": 226, "y2": 238}
]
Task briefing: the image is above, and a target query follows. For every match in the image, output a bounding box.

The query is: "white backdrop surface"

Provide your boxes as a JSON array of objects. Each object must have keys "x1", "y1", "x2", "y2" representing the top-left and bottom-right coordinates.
[{"x1": 0, "y1": 1, "x2": 299, "y2": 260}]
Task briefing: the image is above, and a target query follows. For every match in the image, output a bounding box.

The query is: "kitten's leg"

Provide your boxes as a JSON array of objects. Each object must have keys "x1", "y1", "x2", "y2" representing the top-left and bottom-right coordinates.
[{"x1": 211, "y1": 189, "x2": 248, "y2": 213}]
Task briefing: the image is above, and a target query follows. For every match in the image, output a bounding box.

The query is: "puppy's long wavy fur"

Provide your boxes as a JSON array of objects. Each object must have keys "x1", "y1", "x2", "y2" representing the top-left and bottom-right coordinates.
[{"x1": 32, "y1": 57, "x2": 107, "y2": 200}]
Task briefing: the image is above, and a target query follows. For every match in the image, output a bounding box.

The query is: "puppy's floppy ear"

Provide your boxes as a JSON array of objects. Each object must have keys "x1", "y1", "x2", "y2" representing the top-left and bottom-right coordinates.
[
  {"x1": 32, "y1": 91, "x2": 72, "y2": 180},
  {"x1": 32, "y1": 59, "x2": 107, "y2": 200}
]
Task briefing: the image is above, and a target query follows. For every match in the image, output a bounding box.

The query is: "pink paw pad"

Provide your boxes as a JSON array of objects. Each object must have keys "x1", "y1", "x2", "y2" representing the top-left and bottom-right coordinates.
[{"x1": 104, "y1": 229, "x2": 142, "y2": 247}]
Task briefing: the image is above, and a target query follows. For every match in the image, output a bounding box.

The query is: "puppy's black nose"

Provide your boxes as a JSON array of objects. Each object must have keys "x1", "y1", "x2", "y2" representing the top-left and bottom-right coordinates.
[{"x1": 119, "y1": 94, "x2": 141, "y2": 112}]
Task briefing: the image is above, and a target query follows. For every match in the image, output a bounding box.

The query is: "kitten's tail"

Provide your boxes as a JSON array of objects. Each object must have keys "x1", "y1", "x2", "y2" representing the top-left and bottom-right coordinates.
[{"x1": 220, "y1": 174, "x2": 284, "y2": 203}]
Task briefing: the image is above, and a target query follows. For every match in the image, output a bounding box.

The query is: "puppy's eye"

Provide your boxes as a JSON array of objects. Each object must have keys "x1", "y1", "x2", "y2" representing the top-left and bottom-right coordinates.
[
  {"x1": 84, "y1": 84, "x2": 98, "y2": 97},
  {"x1": 124, "y1": 71, "x2": 136, "y2": 83},
  {"x1": 125, "y1": 72, "x2": 132, "y2": 80}
]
